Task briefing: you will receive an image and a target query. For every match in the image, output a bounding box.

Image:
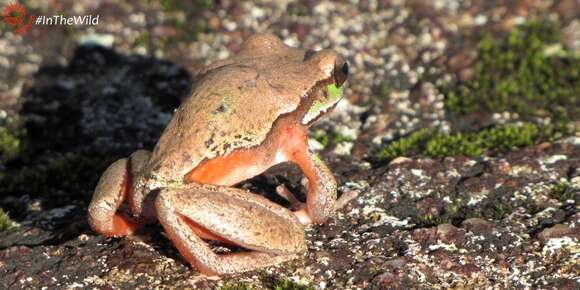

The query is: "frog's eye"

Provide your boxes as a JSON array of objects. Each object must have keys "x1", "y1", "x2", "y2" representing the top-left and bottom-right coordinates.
[{"x1": 334, "y1": 62, "x2": 348, "y2": 87}]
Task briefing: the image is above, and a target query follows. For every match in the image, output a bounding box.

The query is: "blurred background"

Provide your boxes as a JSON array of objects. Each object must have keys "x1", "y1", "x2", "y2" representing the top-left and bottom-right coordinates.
[{"x1": 0, "y1": 1, "x2": 578, "y2": 289}]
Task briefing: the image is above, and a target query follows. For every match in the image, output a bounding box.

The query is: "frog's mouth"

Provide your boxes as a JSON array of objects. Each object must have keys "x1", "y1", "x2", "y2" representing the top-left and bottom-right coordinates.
[
  {"x1": 301, "y1": 61, "x2": 348, "y2": 125},
  {"x1": 301, "y1": 83, "x2": 343, "y2": 125}
]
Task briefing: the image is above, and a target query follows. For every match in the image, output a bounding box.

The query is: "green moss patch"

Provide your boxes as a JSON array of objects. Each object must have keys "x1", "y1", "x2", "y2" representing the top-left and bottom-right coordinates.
[
  {"x1": 157, "y1": 0, "x2": 215, "y2": 40},
  {"x1": 550, "y1": 182, "x2": 578, "y2": 204},
  {"x1": 377, "y1": 122, "x2": 566, "y2": 162},
  {"x1": 0, "y1": 208, "x2": 15, "y2": 232},
  {"x1": 260, "y1": 273, "x2": 315, "y2": 290},
  {"x1": 270, "y1": 278, "x2": 314, "y2": 290},
  {"x1": 444, "y1": 21, "x2": 579, "y2": 121},
  {"x1": 375, "y1": 129, "x2": 431, "y2": 161},
  {"x1": 313, "y1": 129, "x2": 354, "y2": 148},
  {"x1": 219, "y1": 275, "x2": 314, "y2": 290},
  {"x1": 0, "y1": 119, "x2": 24, "y2": 164},
  {"x1": 219, "y1": 282, "x2": 252, "y2": 290}
]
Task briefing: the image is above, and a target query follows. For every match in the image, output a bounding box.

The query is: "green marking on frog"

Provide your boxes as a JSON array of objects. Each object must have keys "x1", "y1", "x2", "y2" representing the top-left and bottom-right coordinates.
[{"x1": 303, "y1": 84, "x2": 343, "y2": 124}]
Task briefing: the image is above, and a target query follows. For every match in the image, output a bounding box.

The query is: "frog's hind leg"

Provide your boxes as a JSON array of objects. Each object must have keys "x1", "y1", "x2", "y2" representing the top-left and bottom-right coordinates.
[
  {"x1": 88, "y1": 150, "x2": 150, "y2": 237},
  {"x1": 155, "y1": 184, "x2": 307, "y2": 275}
]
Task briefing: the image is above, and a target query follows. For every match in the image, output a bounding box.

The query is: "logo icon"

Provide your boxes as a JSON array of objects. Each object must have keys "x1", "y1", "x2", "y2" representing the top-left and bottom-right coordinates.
[{"x1": 2, "y1": 3, "x2": 35, "y2": 35}]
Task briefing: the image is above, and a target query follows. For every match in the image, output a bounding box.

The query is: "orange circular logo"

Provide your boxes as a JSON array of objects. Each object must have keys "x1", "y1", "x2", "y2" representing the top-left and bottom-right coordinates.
[{"x1": 2, "y1": 3, "x2": 35, "y2": 35}]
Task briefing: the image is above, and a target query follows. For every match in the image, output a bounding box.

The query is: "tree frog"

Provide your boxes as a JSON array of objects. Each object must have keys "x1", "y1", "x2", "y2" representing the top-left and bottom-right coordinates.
[{"x1": 88, "y1": 33, "x2": 349, "y2": 276}]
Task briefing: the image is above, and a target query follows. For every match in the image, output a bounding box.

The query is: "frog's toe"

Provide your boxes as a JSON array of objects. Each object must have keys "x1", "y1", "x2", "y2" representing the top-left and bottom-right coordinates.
[{"x1": 88, "y1": 158, "x2": 143, "y2": 237}]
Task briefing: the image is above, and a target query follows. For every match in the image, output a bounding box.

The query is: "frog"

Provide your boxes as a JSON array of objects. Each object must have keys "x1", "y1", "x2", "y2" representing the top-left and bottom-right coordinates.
[{"x1": 87, "y1": 33, "x2": 349, "y2": 276}]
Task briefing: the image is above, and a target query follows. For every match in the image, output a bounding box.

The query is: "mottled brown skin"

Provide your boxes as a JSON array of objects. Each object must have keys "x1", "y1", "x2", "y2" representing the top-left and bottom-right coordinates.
[{"x1": 88, "y1": 33, "x2": 349, "y2": 276}]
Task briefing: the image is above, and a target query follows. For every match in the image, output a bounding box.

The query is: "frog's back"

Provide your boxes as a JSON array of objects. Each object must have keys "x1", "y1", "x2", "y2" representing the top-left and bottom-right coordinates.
[{"x1": 146, "y1": 34, "x2": 324, "y2": 180}]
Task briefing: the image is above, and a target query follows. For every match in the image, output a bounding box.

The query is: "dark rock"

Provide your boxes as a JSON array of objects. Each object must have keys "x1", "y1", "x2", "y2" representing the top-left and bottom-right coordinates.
[
  {"x1": 448, "y1": 51, "x2": 477, "y2": 72},
  {"x1": 416, "y1": 197, "x2": 443, "y2": 218},
  {"x1": 450, "y1": 263, "x2": 481, "y2": 278},
  {"x1": 372, "y1": 272, "x2": 402, "y2": 289},
  {"x1": 537, "y1": 224, "x2": 577, "y2": 242},
  {"x1": 546, "y1": 278, "x2": 580, "y2": 290},
  {"x1": 411, "y1": 227, "x2": 438, "y2": 246},
  {"x1": 461, "y1": 218, "x2": 496, "y2": 235},
  {"x1": 436, "y1": 224, "x2": 466, "y2": 245},
  {"x1": 383, "y1": 257, "x2": 407, "y2": 269}
]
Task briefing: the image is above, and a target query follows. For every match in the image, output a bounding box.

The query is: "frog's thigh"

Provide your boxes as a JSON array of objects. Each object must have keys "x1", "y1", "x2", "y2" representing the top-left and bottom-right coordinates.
[{"x1": 155, "y1": 185, "x2": 306, "y2": 275}]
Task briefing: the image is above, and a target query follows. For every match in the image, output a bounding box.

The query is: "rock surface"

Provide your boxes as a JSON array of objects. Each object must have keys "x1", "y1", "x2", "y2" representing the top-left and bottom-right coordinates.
[{"x1": 1, "y1": 0, "x2": 579, "y2": 289}]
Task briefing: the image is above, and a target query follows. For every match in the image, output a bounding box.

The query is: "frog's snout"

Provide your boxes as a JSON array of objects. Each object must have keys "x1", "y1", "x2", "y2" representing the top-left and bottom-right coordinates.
[{"x1": 334, "y1": 61, "x2": 348, "y2": 87}]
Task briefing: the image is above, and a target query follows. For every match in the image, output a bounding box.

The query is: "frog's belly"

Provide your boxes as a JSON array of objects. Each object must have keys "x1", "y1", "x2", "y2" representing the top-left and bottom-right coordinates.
[{"x1": 184, "y1": 145, "x2": 277, "y2": 186}]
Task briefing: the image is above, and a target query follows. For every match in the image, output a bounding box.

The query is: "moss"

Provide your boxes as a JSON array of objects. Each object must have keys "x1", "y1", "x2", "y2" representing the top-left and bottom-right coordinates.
[
  {"x1": 0, "y1": 119, "x2": 24, "y2": 164},
  {"x1": 333, "y1": 132, "x2": 354, "y2": 144},
  {"x1": 413, "y1": 196, "x2": 464, "y2": 227},
  {"x1": 135, "y1": 31, "x2": 149, "y2": 48},
  {"x1": 159, "y1": 0, "x2": 213, "y2": 13},
  {"x1": 379, "y1": 82, "x2": 392, "y2": 97},
  {"x1": 444, "y1": 21, "x2": 579, "y2": 121},
  {"x1": 272, "y1": 278, "x2": 315, "y2": 290},
  {"x1": 260, "y1": 273, "x2": 315, "y2": 290},
  {"x1": 424, "y1": 132, "x2": 484, "y2": 157},
  {"x1": 287, "y1": 1, "x2": 310, "y2": 16},
  {"x1": 416, "y1": 213, "x2": 454, "y2": 227},
  {"x1": 220, "y1": 275, "x2": 314, "y2": 290},
  {"x1": 313, "y1": 130, "x2": 331, "y2": 147},
  {"x1": 156, "y1": 0, "x2": 215, "y2": 40},
  {"x1": 219, "y1": 282, "x2": 252, "y2": 290},
  {"x1": 376, "y1": 129, "x2": 431, "y2": 161},
  {"x1": 550, "y1": 182, "x2": 578, "y2": 203},
  {"x1": 0, "y1": 208, "x2": 15, "y2": 232},
  {"x1": 377, "y1": 122, "x2": 568, "y2": 162},
  {"x1": 488, "y1": 203, "x2": 513, "y2": 220},
  {"x1": 478, "y1": 122, "x2": 540, "y2": 150},
  {"x1": 312, "y1": 129, "x2": 354, "y2": 149},
  {"x1": 425, "y1": 122, "x2": 542, "y2": 156}
]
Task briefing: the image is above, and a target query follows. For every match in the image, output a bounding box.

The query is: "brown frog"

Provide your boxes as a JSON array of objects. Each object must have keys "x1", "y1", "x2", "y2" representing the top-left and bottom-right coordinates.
[{"x1": 88, "y1": 33, "x2": 349, "y2": 276}]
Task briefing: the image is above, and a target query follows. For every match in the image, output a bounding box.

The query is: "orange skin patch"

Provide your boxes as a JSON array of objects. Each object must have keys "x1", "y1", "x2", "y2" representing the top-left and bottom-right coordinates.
[
  {"x1": 182, "y1": 216, "x2": 237, "y2": 245},
  {"x1": 101, "y1": 170, "x2": 143, "y2": 237},
  {"x1": 106, "y1": 214, "x2": 142, "y2": 237},
  {"x1": 186, "y1": 120, "x2": 309, "y2": 186},
  {"x1": 185, "y1": 149, "x2": 261, "y2": 186}
]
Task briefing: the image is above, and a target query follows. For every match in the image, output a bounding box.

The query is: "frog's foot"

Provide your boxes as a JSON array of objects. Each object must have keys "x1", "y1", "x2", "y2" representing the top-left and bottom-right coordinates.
[
  {"x1": 275, "y1": 184, "x2": 315, "y2": 225},
  {"x1": 335, "y1": 190, "x2": 359, "y2": 210},
  {"x1": 155, "y1": 184, "x2": 306, "y2": 276},
  {"x1": 88, "y1": 151, "x2": 150, "y2": 237}
]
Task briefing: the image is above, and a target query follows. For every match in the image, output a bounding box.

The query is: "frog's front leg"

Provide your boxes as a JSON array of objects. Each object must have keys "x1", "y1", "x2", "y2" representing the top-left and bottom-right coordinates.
[
  {"x1": 155, "y1": 183, "x2": 306, "y2": 275},
  {"x1": 286, "y1": 146, "x2": 337, "y2": 224},
  {"x1": 282, "y1": 127, "x2": 337, "y2": 224},
  {"x1": 88, "y1": 150, "x2": 150, "y2": 237}
]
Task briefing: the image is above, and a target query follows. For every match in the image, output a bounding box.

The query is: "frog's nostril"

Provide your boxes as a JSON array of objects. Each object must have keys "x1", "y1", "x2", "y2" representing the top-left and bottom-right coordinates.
[{"x1": 334, "y1": 62, "x2": 348, "y2": 87}]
